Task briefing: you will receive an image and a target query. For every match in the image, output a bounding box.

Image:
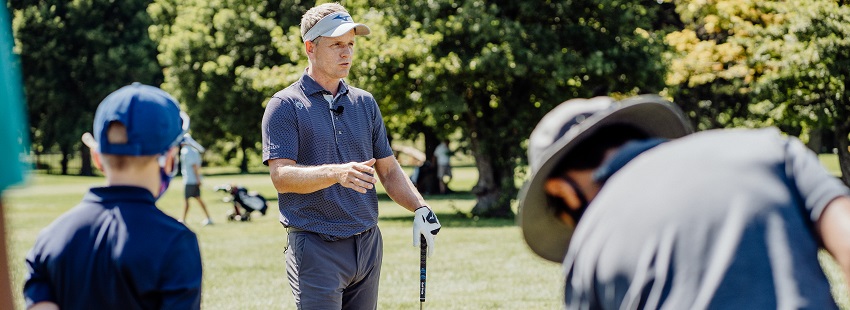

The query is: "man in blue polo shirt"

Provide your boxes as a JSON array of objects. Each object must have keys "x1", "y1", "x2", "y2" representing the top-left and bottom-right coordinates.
[
  {"x1": 261, "y1": 3, "x2": 441, "y2": 308},
  {"x1": 23, "y1": 83, "x2": 203, "y2": 309}
]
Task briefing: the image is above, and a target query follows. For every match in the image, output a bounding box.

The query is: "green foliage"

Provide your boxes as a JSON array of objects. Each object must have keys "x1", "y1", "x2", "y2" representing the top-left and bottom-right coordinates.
[
  {"x1": 11, "y1": 0, "x2": 162, "y2": 174},
  {"x1": 148, "y1": 0, "x2": 311, "y2": 172},
  {"x1": 665, "y1": 0, "x2": 850, "y2": 185}
]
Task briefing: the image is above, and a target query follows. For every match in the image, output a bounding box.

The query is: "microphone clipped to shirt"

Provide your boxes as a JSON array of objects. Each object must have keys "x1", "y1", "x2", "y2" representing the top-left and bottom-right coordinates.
[{"x1": 330, "y1": 105, "x2": 344, "y2": 115}]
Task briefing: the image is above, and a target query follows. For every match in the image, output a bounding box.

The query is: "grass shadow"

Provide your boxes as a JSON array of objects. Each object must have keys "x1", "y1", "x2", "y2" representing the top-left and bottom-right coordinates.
[
  {"x1": 379, "y1": 211, "x2": 517, "y2": 228},
  {"x1": 376, "y1": 190, "x2": 475, "y2": 202},
  {"x1": 205, "y1": 171, "x2": 270, "y2": 177}
]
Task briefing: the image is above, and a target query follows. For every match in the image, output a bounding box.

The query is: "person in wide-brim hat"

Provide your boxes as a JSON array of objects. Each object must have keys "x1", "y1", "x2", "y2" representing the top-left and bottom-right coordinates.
[
  {"x1": 518, "y1": 93, "x2": 850, "y2": 309},
  {"x1": 518, "y1": 94, "x2": 692, "y2": 263}
]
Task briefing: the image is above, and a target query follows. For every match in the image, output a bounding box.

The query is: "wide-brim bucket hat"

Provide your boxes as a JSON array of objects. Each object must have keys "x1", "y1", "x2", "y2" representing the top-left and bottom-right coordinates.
[{"x1": 518, "y1": 95, "x2": 693, "y2": 263}]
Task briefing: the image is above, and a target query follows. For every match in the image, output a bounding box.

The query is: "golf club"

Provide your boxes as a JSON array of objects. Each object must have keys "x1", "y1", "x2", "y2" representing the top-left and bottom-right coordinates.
[{"x1": 420, "y1": 235, "x2": 426, "y2": 310}]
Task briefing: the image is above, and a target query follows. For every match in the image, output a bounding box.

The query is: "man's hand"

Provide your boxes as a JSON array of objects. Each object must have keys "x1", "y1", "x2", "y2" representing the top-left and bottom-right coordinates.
[
  {"x1": 413, "y1": 206, "x2": 441, "y2": 257},
  {"x1": 337, "y1": 159, "x2": 377, "y2": 193}
]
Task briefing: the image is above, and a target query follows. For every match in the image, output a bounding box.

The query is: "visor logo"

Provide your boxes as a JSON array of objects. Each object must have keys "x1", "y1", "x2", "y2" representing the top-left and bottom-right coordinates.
[{"x1": 334, "y1": 14, "x2": 351, "y2": 21}]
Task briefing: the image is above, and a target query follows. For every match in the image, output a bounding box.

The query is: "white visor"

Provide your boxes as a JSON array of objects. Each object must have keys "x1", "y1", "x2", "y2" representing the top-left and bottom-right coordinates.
[{"x1": 303, "y1": 12, "x2": 371, "y2": 42}]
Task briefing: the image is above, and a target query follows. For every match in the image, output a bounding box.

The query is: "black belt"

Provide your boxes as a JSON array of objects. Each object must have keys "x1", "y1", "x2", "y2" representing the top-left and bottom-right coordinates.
[
  {"x1": 286, "y1": 227, "x2": 306, "y2": 233},
  {"x1": 285, "y1": 226, "x2": 372, "y2": 237}
]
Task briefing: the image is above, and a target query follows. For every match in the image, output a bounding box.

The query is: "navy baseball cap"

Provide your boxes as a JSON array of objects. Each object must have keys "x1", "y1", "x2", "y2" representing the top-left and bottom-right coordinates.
[
  {"x1": 82, "y1": 83, "x2": 188, "y2": 156},
  {"x1": 518, "y1": 95, "x2": 693, "y2": 263}
]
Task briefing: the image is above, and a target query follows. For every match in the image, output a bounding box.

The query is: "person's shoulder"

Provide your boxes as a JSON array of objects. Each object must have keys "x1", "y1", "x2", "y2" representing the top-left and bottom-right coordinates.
[
  {"x1": 268, "y1": 84, "x2": 306, "y2": 106},
  {"x1": 35, "y1": 203, "x2": 95, "y2": 236},
  {"x1": 346, "y1": 85, "x2": 375, "y2": 100},
  {"x1": 142, "y1": 209, "x2": 199, "y2": 238},
  {"x1": 274, "y1": 83, "x2": 302, "y2": 97},
  {"x1": 680, "y1": 127, "x2": 785, "y2": 143}
]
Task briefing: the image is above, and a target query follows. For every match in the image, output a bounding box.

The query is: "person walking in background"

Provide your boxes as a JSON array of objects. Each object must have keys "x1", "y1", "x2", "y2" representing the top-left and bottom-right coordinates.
[
  {"x1": 179, "y1": 133, "x2": 213, "y2": 226},
  {"x1": 24, "y1": 83, "x2": 202, "y2": 310},
  {"x1": 518, "y1": 95, "x2": 850, "y2": 309},
  {"x1": 434, "y1": 139, "x2": 453, "y2": 194},
  {"x1": 261, "y1": 3, "x2": 441, "y2": 308}
]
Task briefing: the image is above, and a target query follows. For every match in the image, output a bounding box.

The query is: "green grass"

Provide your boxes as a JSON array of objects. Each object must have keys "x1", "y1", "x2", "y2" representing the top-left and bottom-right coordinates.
[
  {"x1": 5, "y1": 164, "x2": 850, "y2": 309},
  {"x1": 4, "y1": 167, "x2": 563, "y2": 309}
]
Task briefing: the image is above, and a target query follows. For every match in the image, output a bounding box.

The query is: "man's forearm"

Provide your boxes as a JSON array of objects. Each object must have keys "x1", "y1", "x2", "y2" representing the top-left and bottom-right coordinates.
[
  {"x1": 818, "y1": 196, "x2": 850, "y2": 290},
  {"x1": 271, "y1": 164, "x2": 340, "y2": 194},
  {"x1": 379, "y1": 159, "x2": 426, "y2": 212}
]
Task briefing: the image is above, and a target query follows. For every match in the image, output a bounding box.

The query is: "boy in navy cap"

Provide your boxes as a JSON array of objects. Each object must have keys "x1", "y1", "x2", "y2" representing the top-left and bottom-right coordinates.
[{"x1": 23, "y1": 83, "x2": 203, "y2": 310}]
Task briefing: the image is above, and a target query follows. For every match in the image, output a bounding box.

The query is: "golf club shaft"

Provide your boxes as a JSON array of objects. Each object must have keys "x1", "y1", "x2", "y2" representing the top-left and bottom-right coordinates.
[{"x1": 420, "y1": 235, "x2": 426, "y2": 305}]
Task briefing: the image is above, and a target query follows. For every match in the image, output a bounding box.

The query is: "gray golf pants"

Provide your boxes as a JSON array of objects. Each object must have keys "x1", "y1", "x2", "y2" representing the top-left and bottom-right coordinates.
[{"x1": 285, "y1": 226, "x2": 383, "y2": 310}]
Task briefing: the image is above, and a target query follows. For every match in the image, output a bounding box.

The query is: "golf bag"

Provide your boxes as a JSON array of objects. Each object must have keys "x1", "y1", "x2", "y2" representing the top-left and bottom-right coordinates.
[{"x1": 215, "y1": 184, "x2": 269, "y2": 221}]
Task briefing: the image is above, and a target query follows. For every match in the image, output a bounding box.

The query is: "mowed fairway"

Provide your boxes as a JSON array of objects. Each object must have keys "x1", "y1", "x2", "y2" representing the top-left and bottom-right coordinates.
[
  {"x1": 5, "y1": 164, "x2": 849, "y2": 309},
  {"x1": 4, "y1": 167, "x2": 565, "y2": 309}
]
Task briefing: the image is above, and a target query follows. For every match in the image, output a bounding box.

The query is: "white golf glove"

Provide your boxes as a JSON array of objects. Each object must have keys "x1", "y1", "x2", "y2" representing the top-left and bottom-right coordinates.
[{"x1": 413, "y1": 206, "x2": 441, "y2": 258}]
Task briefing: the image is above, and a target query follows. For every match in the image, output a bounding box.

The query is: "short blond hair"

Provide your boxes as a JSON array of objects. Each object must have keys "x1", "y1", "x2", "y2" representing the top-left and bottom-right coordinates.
[{"x1": 300, "y1": 2, "x2": 349, "y2": 39}]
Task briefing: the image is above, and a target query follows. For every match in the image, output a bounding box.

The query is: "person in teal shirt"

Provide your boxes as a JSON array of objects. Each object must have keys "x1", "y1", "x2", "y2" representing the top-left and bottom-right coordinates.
[{"x1": 0, "y1": 3, "x2": 31, "y2": 309}]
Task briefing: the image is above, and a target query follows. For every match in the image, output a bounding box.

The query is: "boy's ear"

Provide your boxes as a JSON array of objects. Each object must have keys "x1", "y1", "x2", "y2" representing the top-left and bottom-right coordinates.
[
  {"x1": 82, "y1": 132, "x2": 104, "y2": 172},
  {"x1": 90, "y1": 150, "x2": 104, "y2": 173}
]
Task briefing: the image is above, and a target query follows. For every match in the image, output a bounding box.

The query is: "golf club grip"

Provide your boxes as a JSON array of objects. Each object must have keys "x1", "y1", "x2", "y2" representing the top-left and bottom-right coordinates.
[{"x1": 420, "y1": 235, "x2": 426, "y2": 302}]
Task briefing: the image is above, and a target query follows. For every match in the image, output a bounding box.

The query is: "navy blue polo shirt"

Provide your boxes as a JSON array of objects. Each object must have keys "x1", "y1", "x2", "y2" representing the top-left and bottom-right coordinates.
[
  {"x1": 24, "y1": 186, "x2": 202, "y2": 310},
  {"x1": 262, "y1": 73, "x2": 393, "y2": 238}
]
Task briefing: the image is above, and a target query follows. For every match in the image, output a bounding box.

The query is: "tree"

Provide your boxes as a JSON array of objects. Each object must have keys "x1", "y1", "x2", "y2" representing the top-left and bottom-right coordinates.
[
  {"x1": 347, "y1": 0, "x2": 669, "y2": 217},
  {"x1": 665, "y1": 0, "x2": 850, "y2": 185},
  {"x1": 11, "y1": 0, "x2": 162, "y2": 175},
  {"x1": 149, "y1": 0, "x2": 309, "y2": 172},
  {"x1": 745, "y1": 0, "x2": 850, "y2": 185}
]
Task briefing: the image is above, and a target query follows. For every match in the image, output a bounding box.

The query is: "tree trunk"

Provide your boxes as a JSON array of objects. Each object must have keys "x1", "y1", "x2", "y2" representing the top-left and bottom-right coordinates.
[
  {"x1": 420, "y1": 129, "x2": 441, "y2": 195},
  {"x1": 468, "y1": 132, "x2": 515, "y2": 218},
  {"x1": 239, "y1": 143, "x2": 249, "y2": 174},
  {"x1": 60, "y1": 146, "x2": 70, "y2": 175},
  {"x1": 836, "y1": 122, "x2": 850, "y2": 186},
  {"x1": 80, "y1": 143, "x2": 93, "y2": 176},
  {"x1": 407, "y1": 125, "x2": 440, "y2": 195}
]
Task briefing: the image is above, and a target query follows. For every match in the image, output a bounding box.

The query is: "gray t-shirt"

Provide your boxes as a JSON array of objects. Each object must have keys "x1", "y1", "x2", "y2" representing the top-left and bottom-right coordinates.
[
  {"x1": 261, "y1": 74, "x2": 393, "y2": 239},
  {"x1": 565, "y1": 128, "x2": 847, "y2": 309},
  {"x1": 180, "y1": 146, "x2": 202, "y2": 185}
]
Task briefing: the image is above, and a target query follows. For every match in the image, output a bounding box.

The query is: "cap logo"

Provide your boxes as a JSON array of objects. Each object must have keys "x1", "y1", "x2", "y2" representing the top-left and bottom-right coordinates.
[{"x1": 334, "y1": 14, "x2": 351, "y2": 21}]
